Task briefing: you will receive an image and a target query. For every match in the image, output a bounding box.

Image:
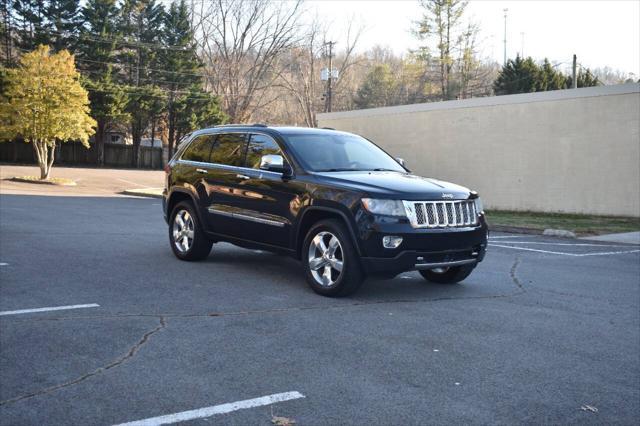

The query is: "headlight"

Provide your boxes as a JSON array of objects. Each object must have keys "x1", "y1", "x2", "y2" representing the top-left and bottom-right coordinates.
[
  {"x1": 361, "y1": 198, "x2": 406, "y2": 217},
  {"x1": 474, "y1": 197, "x2": 484, "y2": 214}
]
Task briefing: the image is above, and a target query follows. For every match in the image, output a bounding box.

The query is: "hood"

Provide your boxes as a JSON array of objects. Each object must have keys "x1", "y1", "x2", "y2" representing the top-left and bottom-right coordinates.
[{"x1": 313, "y1": 171, "x2": 472, "y2": 200}]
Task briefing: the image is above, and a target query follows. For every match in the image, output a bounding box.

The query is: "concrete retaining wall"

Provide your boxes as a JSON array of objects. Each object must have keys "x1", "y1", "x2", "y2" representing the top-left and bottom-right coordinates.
[{"x1": 318, "y1": 84, "x2": 640, "y2": 217}]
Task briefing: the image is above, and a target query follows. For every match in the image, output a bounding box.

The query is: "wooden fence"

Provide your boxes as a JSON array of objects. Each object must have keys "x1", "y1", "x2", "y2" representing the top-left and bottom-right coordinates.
[{"x1": 0, "y1": 141, "x2": 163, "y2": 169}]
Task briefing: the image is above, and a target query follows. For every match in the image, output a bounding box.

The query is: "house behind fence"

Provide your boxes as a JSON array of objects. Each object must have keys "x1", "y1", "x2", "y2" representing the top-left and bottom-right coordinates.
[{"x1": 318, "y1": 83, "x2": 640, "y2": 217}]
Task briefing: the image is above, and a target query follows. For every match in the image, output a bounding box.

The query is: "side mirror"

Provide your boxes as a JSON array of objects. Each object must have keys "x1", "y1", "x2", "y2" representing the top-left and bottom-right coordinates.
[
  {"x1": 260, "y1": 154, "x2": 287, "y2": 173},
  {"x1": 396, "y1": 157, "x2": 406, "y2": 167}
]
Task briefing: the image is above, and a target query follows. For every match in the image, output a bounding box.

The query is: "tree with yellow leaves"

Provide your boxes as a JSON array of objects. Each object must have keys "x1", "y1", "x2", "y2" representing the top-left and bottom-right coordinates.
[{"x1": 0, "y1": 45, "x2": 96, "y2": 179}]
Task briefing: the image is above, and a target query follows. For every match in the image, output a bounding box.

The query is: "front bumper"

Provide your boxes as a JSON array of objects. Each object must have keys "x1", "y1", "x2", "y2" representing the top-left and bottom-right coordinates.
[
  {"x1": 357, "y1": 213, "x2": 488, "y2": 277},
  {"x1": 361, "y1": 244, "x2": 486, "y2": 276}
]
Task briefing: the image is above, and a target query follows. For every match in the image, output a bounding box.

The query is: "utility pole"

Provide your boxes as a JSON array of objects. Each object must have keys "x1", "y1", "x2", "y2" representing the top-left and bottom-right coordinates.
[
  {"x1": 520, "y1": 32, "x2": 525, "y2": 58},
  {"x1": 572, "y1": 54, "x2": 578, "y2": 89},
  {"x1": 324, "y1": 41, "x2": 336, "y2": 113},
  {"x1": 503, "y1": 8, "x2": 508, "y2": 64}
]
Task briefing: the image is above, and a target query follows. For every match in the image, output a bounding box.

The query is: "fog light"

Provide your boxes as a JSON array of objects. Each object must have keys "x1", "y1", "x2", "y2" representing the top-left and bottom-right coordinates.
[{"x1": 383, "y1": 235, "x2": 403, "y2": 249}]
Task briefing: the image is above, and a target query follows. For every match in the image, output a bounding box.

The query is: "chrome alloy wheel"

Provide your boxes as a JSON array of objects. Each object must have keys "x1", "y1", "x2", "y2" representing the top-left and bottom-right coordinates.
[
  {"x1": 172, "y1": 209, "x2": 195, "y2": 253},
  {"x1": 308, "y1": 231, "x2": 344, "y2": 287}
]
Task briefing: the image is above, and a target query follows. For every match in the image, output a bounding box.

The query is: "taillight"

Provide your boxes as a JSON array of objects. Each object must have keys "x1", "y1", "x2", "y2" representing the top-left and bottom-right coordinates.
[{"x1": 164, "y1": 164, "x2": 172, "y2": 174}]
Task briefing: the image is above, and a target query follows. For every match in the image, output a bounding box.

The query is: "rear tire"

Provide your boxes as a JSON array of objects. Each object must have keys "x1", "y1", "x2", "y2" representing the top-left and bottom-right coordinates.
[
  {"x1": 419, "y1": 264, "x2": 475, "y2": 284},
  {"x1": 169, "y1": 201, "x2": 212, "y2": 261},
  {"x1": 302, "y1": 219, "x2": 364, "y2": 297}
]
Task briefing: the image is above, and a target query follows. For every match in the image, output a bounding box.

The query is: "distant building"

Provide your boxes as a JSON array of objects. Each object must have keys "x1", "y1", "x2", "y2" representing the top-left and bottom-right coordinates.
[{"x1": 105, "y1": 131, "x2": 132, "y2": 145}]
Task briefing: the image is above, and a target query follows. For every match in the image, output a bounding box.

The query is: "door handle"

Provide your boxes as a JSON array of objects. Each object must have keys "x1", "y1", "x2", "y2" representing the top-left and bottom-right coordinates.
[
  {"x1": 196, "y1": 168, "x2": 208, "y2": 174},
  {"x1": 236, "y1": 174, "x2": 250, "y2": 180}
]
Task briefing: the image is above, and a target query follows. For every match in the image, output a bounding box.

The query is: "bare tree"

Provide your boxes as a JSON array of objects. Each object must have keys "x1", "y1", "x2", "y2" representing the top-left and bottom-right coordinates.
[
  {"x1": 193, "y1": 0, "x2": 303, "y2": 122},
  {"x1": 456, "y1": 22, "x2": 480, "y2": 99},
  {"x1": 275, "y1": 18, "x2": 362, "y2": 127}
]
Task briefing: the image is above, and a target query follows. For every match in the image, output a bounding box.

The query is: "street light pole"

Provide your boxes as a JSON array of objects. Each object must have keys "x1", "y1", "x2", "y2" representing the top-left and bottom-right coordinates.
[{"x1": 503, "y1": 8, "x2": 508, "y2": 64}]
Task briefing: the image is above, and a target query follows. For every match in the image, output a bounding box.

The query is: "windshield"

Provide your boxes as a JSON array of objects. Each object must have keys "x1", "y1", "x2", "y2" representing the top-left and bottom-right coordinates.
[{"x1": 285, "y1": 133, "x2": 406, "y2": 173}]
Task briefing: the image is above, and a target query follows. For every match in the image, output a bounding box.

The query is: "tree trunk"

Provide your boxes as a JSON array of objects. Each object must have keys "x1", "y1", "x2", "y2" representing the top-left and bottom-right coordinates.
[
  {"x1": 131, "y1": 118, "x2": 142, "y2": 168},
  {"x1": 96, "y1": 120, "x2": 106, "y2": 166},
  {"x1": 168, "y1": 95, "x2": 175, "y2": 159},
  {"x1": 32, "y1": 139, "x2": 46, "y2": 179},
  {"x1": 43, "y1": 143, "x2": 55, "y2": 179},
  {"x1": 150, "y1": 119, "x2": 156, "y2": 169}
]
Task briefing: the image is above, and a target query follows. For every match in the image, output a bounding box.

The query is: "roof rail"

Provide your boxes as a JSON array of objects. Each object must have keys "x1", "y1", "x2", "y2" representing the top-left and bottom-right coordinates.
[
  {"x1": 214, "y1": 123, "x2": 268, "y2": 128},
  {"x1": 321, "y1": 127, "x2": 335, "y2": 130}
]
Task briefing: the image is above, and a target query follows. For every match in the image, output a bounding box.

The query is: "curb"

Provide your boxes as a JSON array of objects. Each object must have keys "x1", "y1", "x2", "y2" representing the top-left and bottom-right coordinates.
[
  {"x1": 488, "y1": 224, "x2": 544, "y2": 235},
  {"x1": 121, "y1": 189, "x2": 163, "y2": 199},
  {"x1": 10, "y1": 176, "x2": 77, "y2": 186},
  {"x1": 489, "y1": 224, "x2": 580, "y2": 239}
]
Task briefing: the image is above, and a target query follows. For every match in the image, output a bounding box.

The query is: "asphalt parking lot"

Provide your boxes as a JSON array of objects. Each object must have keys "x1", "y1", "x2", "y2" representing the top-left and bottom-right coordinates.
[{"x1": 0, "y1": 193, "x2": 639, "y2": 425}]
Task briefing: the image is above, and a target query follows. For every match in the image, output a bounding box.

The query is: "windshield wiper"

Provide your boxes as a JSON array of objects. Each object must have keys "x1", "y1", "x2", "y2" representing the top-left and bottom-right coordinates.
[{"x1": 315, "y1": 168, "x2": 362, "y2": 172}]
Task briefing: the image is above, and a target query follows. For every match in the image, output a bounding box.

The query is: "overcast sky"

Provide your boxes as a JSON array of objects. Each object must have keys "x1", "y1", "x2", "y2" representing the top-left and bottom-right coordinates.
[{"x1": 309, "y1": 0, "x2": 640, "y2": 77}]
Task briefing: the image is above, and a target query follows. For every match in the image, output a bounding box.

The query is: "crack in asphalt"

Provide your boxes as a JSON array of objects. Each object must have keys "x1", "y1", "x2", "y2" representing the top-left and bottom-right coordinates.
[
  {"x1": 0, "y1": 316, "x2": 166, "y2": 407},
  {"x1": 0, "y1": 257, "x2": 526, "y2": 407},
  {"x1": 5, "y1": 257, "x2": 527, "y2": 324},
  {"x1": 510, "y1": 256, "x2": 524, "y2": 290}
]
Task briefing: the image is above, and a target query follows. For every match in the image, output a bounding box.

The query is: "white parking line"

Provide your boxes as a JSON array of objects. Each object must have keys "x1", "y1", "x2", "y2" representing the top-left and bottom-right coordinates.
[
  {"x1": 117, "y1": 178, "x2": 152, "y2": 188},
  {"x1": 488, "y1": 236, "x2": 525, "y2": 239},
  {"x1": 0, "y1": 303, "x2": 100, "y2": 316},
  {"x1": 492, "y1": 241, "x2": 638, "y2": 247},
  {"x1": 490, "y1": 244, "x2": 640, "y2": 257},
  {"x1": 113, "y1": 391, "x2": 306, "y2": 426},
  {"x1": 0, "y1": 262, "x2": 8, "y2": 266}
]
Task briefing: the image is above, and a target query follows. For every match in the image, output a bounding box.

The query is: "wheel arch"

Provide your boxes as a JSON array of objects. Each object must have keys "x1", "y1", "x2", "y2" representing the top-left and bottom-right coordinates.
[
  {"x1": 166, "y1": 189, "x2": 208, "y2": 231},
  {"x1": 294, "y1": 206, "x2": 362, "y2": 259}
]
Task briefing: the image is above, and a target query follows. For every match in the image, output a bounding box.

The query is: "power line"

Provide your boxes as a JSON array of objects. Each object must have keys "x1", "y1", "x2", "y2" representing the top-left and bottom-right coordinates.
[{"x1": 9, "y1": 26, "x2": 194, "y2": 52}]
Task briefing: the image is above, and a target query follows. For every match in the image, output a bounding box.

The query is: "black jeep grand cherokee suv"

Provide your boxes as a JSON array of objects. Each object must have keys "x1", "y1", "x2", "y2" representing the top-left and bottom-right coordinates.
[{"x1": 163, "y1": 124, "x2": 488, "y2": 296}]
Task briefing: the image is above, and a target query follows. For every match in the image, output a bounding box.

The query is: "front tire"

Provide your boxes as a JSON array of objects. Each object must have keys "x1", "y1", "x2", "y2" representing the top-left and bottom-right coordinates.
[
  {"x1": 302, "y1": 219, "x2": 364, "y2": 297},
  {"x1": 419, "y1": 264, "x2": 475, "y2": 284},
  {"x1": 169, "y1": 201, "x2": 212, "y2": 261}
]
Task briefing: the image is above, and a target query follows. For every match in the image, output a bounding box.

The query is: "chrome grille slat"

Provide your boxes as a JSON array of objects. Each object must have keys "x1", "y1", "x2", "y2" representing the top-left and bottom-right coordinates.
[{"x1": 403, "y1": 200, "x2": 479, "y2": 229}]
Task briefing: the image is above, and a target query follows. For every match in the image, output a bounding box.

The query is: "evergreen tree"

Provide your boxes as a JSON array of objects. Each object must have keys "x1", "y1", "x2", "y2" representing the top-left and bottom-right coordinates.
[
  {"x1": 45, "y1": 0, "x2": 82, "y2": 52},
  {"x1": 161, "y1": 0, "x2": 216, "y2": 157},
  {"x1": 12, "y1": 0, "x2": 48, "y2": 51},
  {"x1": 83, "y1": 72, "x2": 129, "y2": 165},
  {"x1": 495, "y1": 56, "x2": 601, "y2": 95},
  {"x1": 566, "y1": 68, "x2": 599, "y2": 88},
  {"x1": 78, "y1": 0, "x2": 126, "y2": 165},
  {"x1": 172, "y1": 87, "x2": 226, "y2": 146},
  {"x1": 493, "y1": 56, "x2": 542, "y2": 95},
  {"x1": 1, "y1": 0, "x2": 14, "y2": 65},
  {"x1": 118, "y1": 0, "x2": 165, "y2": 166},
  {"x1": 539, "y1": 58, "x2": 566, "y2": 91},
  {"x1": 78, "y1": 0, "x2": 119, "y2": 71}
]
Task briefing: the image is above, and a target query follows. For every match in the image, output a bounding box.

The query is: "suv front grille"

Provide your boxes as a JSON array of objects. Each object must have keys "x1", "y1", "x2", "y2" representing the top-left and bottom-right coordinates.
[{"x1": 403, "y1": 200, "x2": 478, "y2": 228}]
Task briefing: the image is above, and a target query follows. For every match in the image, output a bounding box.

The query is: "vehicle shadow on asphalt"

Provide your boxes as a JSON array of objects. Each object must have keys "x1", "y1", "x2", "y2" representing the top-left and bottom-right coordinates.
[{"x1": 202, "y1": 247, "x2": 511, "y2": 303}]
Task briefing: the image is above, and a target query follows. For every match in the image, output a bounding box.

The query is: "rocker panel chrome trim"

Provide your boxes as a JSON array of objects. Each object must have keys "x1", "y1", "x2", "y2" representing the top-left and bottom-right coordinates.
[{"x1": 207, "y1": 207, "x2": 286, "y2": 227}]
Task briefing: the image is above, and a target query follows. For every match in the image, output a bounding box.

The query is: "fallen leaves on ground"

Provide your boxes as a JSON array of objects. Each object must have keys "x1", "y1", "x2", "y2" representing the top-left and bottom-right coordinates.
[{"x1": 272, "y1": 415, "x2": 297, "y2": 425}]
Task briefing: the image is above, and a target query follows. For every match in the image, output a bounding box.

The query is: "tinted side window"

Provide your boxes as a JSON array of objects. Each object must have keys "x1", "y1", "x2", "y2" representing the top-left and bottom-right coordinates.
[
  {"x1": 210, "y1": 133, "x2": 247, "y2": 167},
  {"x1": 181, "y1": 135, "x2": 214, "y2": 163},
  {"x1": 245, "y1": 134, "x2": 282, "y2": 169}
]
